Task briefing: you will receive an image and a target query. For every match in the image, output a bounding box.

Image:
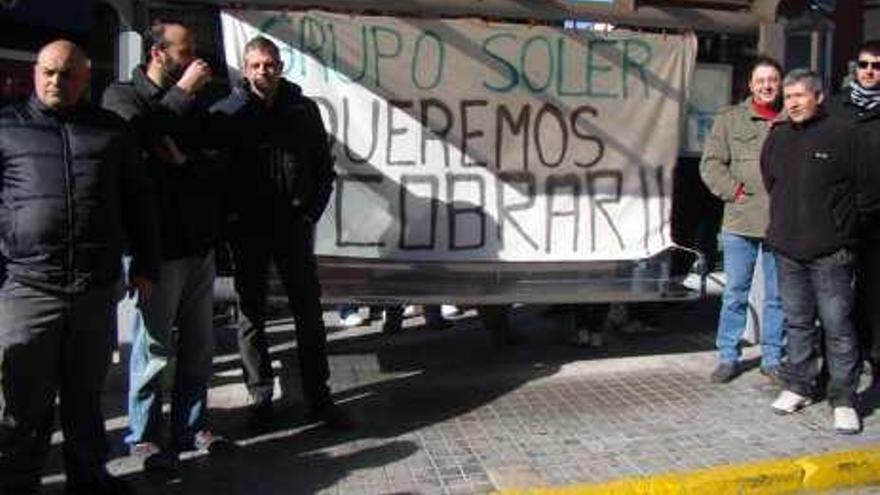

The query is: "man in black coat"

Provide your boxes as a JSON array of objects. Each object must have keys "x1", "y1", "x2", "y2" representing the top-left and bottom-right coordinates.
[
  {"x1": 762, "y1": 69, "x2": 861, "y2": 434},
  {"x1": 0, "y1": 40, "x2": 159, "y2": 494},
  {"x1": 827, "y1": 39, "x2": 880, "y2": 375},
  {"x1": 101, "y1": 19, "x2": 224, "y2": 464},
  {"x1": 210, "y1": 36, "x2": 344, "y2": 428}
]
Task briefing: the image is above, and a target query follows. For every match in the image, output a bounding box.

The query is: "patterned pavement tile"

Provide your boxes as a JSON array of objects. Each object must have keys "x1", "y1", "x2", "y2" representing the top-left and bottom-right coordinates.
[{"x1": 35, "y1": 301, "x2": 880, "y2": 494}]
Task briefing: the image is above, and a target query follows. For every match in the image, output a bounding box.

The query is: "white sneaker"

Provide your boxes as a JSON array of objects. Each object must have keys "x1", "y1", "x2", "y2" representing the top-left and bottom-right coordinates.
[
  {"x1": 340, "y1": 312, "x2": 365, "y2": 328},
  {"x1": 771, "y1": 390, "x2": 812, "y2": 415},
  {"x1": 833, "y1": 407, "x2": 861, "y2": 434},
  {"x1": 402, "y1": 305, "x2": 418, "y2": 318},
  {"x1": 441, "y1": 305, "x2": 460, "y2": 318}
]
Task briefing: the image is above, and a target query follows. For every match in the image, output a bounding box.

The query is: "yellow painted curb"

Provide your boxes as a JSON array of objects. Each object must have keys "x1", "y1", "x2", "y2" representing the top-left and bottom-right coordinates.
[{"x1": 495, "y1": 445, "x2": 880, "y2": 495}]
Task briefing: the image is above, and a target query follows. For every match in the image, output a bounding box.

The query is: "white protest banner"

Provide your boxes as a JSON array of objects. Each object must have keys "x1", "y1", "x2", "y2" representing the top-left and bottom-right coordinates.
[{"x1": 221, "y1": 10, "x2": 696, "y2": 261}]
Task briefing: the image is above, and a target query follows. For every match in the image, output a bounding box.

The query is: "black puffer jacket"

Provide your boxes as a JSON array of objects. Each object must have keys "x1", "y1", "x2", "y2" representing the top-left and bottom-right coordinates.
[
  {"x1": 210, "y1": 80, "x2": 335, "y2": 237},
  {"x1": 102, "y1": 66, "x2": 222, "y2": 260},
  {"x1": 0, "y1": 96, "x2": 159, "y2": 294}
]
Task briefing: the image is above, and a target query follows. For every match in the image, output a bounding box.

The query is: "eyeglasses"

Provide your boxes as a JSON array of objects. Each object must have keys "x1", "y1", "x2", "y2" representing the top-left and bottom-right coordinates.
[{"x1": 858, "y1": 60, "x2": 880, "y2": 70}]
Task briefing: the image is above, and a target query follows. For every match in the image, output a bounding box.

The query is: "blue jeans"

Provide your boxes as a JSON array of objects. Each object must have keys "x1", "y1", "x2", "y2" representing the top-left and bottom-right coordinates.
[
  {"x1": 125, "y1": 252, "x2": 215, "y2": 450},
  {"x1": 716, "y1": 232, "x2": 784, "y2": 367},
  {"x1": 777, "y1": 249, "x2": 858, "y2": 407}
]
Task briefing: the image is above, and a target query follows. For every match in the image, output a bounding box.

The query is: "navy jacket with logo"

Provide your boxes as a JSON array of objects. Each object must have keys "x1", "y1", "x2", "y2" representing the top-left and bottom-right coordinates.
[{"x1": 761, "y1": 109, "x2": 858, "y2": 260}]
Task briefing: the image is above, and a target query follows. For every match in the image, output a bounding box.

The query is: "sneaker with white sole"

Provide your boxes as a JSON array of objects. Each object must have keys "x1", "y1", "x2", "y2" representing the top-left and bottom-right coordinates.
[
  {"x1": 129, "y1": 441, "x2": 178, "y2": 472},
  {"x1": 441, "y1": 305, "x2": 461, "y2": 318},
  {"x1": 340, "y1": 312, "x2": 365, "y2": 328},
  {"x1": 833, "y1": 406, "x2": 861, "y2": 434},
  {"x1": 771, "y1": 390, "x2": 812, "y2": 414}
]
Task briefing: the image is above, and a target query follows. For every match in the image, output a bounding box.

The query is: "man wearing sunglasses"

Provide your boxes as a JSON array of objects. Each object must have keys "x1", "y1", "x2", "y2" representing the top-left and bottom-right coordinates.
[{"x1": 828, "y1": 40, "x2": 880, "y2": 380}]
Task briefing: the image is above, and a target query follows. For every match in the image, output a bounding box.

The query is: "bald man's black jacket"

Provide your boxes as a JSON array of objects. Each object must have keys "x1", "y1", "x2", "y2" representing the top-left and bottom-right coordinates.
[{"x1": 0, "y1": 96, "x2": 160, "y2": 294}]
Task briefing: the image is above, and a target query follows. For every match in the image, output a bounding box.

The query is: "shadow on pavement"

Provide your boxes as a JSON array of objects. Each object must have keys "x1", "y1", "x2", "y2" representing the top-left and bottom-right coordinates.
[{"x1": 40, "y1": 297, "x2": 721, "y2": 494}]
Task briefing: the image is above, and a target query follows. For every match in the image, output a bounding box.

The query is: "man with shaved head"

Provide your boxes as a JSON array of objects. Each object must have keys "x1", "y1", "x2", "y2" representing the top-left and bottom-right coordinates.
[{"x1": 0, "y1": 40, "x2": 159, "y2": 494}]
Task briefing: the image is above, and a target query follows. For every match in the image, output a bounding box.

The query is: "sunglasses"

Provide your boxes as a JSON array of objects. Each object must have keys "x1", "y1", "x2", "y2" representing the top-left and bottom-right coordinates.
[{"x1": 858, "y1": 60, "x2": 880, "y2": 70}]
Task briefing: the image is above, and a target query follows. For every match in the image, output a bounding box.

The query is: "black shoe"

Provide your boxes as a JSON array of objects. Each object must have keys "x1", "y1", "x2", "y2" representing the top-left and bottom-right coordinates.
[
  {"x1": 710, "y1": 362, "x2": 739, "y2": 383},
  {"x1": 426, "y1": 319, "x2": 453, "y2": 331},
  {"x1": 306, "y1": 403, "x2": 354, "y2": 431},
  {"x1": 129, "y1": 441, "x2": 179, "y2": 474},
  {"x1": 492, "y1": 330, "x2": 524, "y2": 348},
  {"x1": 246, "y1": 400, "x2": 275, "y2": 432},
  {"x1": 382, "y1": 317, "x2": 403, "y2": 334},
  {"x1": 760, "y1": 365, "x2": 783, "y2": 386},
  {"x1": 867, "y1": 358, "x2": 880, "y2": 380},
  {"x1": 175, "y1": 430, "x2": 236, "y2": 456},
  {"x1": 66, "y1": 473, "x2": 133, "y2": 495}
]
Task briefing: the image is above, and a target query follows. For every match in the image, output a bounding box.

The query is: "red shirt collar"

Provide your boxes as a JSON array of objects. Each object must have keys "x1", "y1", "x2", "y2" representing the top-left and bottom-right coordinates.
[{"x1": 751, "y1": 98, "x2": 780, "y2": 120}]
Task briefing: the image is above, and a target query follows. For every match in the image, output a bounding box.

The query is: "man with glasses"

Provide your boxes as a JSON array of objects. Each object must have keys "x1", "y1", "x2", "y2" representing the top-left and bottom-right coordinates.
[
  {"x1": 700, "y1": 56, "x2": 786, "y2": 384},
  {"x1": 828, "y1": 40, "x2": 880, "y2": 378}
]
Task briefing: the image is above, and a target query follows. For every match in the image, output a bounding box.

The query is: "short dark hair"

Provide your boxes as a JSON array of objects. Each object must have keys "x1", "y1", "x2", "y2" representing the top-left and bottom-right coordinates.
[
  {"x1": 243, "y1": 36, "x2": 280, "y2": 63},
  {"x1": 142, "y1": 19, "x2": 190, "y2": 59},
  {"x1": 858, "y1": 40, "x2": 880, "y2": 59},
  {"x1": 748, "y1": 55, "x2": 783, "y2": 80}
]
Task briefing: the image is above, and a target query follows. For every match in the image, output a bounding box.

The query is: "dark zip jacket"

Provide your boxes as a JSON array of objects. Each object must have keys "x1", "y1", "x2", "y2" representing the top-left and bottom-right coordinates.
[
  {"x1": 210, "y1": 80, "x2": 335, "y2": 237},
  {"x1": 761, "y1": 109, "x2": 858, "y2": 260},
  {"x1": 0, "y1": 96, "x2": 159, "y2": 294},
  {"x1": 102, "y1": 66, "x2": 222, "y2": 260},
  {"x1": 827, "y1": 91, "x2": 880, "y2": 240}
]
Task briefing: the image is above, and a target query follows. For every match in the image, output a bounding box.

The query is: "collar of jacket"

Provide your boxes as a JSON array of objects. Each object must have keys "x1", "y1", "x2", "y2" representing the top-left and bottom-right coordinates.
[
  {"x1": 740, "y1": 98, "x2": 780, "y2": 122},
  {"x1": 779, "y1": 106, "x2": 828, "y2": 131},
  {"x1": 131, "y1": 64, "x2": 168, "y2": 100},
  {"x1": 839, "y1": 90, "x2": 880, "y2": 120},
  {"x1": 234, "y1": 78, "x2": 303, "y2": 108},
  {"x1": 27, "y1": 93, "x2": 86, "y2": 121}
]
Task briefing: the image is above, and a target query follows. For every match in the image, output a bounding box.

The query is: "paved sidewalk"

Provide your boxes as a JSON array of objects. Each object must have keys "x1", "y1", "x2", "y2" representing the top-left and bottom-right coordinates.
[{"x1": 39, "y1": 299, "x2": 880, "y2": 494}]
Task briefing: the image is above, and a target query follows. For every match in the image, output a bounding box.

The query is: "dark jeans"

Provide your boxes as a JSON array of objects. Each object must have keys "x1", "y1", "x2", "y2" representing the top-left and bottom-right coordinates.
[
  {"x1": 232, "y1": 220, "x2": 331, "y2": 409},
  {"x1": 0, "y1": 279, "x2": 116, "y2": 493},
  {"x1": 856, "y1": 238, "x2": 880, "y2": 363},
  {"x1": 777, "y1": 249, "x2": 858, "y2": 407}
]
